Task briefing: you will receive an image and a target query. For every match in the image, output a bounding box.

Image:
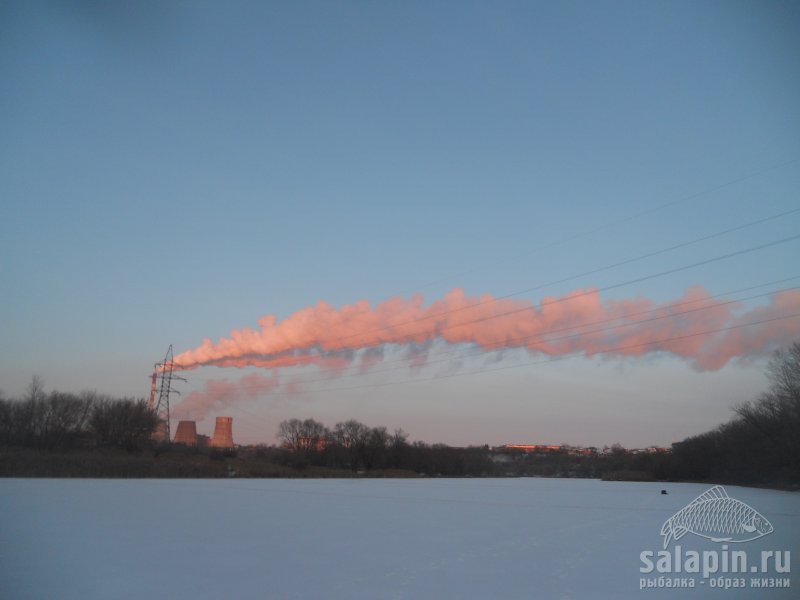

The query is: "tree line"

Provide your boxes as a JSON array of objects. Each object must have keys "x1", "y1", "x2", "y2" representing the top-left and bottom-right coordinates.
[
  {"x1": 662, "y1": 341, "x2": 800, "y2": 485},
  {"x1": 0, "y1": 377, "x2": 157, "y2": 451},
  {"x1": 2, "y1": 342, "x2": 798, "y2": 485},
  {"x1": 276, "y1": 417, "x2": 496, "y2": 475},
  {"x1": 273, "y1": 342, "x2": 800, "y2": 485},
  {"x1": 507, "y1": 341, "x2": 800, "y2": 486}
]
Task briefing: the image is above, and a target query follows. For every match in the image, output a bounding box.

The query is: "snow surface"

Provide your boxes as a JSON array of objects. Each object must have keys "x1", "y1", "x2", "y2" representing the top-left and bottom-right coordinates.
[{"x1": 0, "y1": 478, "x2": 797, "y2": 599}]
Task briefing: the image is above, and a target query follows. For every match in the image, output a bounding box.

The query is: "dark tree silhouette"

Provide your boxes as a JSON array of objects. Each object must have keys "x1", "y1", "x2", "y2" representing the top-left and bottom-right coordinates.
[{"x1": 90, "y1": 397, "x2": 158, "y2": 451}]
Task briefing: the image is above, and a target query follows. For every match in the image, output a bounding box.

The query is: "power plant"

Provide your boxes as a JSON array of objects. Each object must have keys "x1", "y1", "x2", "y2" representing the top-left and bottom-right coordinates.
[
  {"x1": 173, "y1": 420, "x2": 198, "y2": 446},
  {"x1": 209, "y1": 416, "x2": 235, "y2": 448},
  {"x1": 170, "y1": 418, "x2": 235, "y2": 448},
  {"x1": 148, "y1": 347, "x2": 235, "y2": 449}
]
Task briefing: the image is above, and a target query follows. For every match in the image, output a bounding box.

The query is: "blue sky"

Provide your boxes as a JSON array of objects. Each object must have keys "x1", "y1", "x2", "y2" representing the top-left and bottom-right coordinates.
[{"x1": 2, "y1": 1, "x2": 799, "y2": 446}]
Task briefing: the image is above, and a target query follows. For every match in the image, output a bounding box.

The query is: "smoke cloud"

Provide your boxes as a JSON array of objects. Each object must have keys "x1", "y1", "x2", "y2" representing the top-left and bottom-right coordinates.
[
  {"x1": 173, "y1": 371, "x2": 279, "y2": 421},
  {"x1": 173, "y1": 287, "x2": 800, "y2": 376}
]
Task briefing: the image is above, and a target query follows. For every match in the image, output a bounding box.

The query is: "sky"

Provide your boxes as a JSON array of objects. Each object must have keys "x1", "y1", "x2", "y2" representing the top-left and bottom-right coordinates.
[{"x1": 2, "y1": 0, "x2": 799, "y2": 447}]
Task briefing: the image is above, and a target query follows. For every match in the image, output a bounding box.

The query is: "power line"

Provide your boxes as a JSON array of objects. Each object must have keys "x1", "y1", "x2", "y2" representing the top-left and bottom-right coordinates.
[
  {"x1": 281, "y1": 285, "x2": 800, "y2": 384},
  {"x1": 175, "y1": 166, "x2": 799, "y2": 390},
  {"x1": 172, "y1": 162, "x2": 800, "y2": 432},
  {"x1": 190, "y1": 308, "x2": 800, "y2": 427},
  {"x1": 191, "y1": 231, "x2": 799, "y2": 369},
  {"x1": 353, "y1": 276, "x2": 800, "y2": 370},
  {"x1": 374, "y1": 233, "x2": 800, "y2": 342},
  {"x1": 307, "y1": 210, "x2": 800, "y2": 349},
  {"x1": 185, "y1": 275, "x2": 800, "y2": 388},
  {"x1": 179, "y1": 217, "x2": 800, "y2": 382},
  {"x1": 407, "y1": 156, "x2": 800, "y2": 292},
  {"x1": 299, "y1": 312, "x2": 800, "y2": 395},
  {"x1": 183, "y1": 313, "x2": 800, "y2": 428}
]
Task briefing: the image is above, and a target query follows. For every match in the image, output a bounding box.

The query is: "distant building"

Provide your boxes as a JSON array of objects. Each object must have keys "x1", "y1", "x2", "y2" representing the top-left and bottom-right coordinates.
[
  {"x1": 495, "y1": 444, "x2": 602, "y2": 456},
  {"x1": 499, "y1": 444, "x2": 565, "y2": 454}
]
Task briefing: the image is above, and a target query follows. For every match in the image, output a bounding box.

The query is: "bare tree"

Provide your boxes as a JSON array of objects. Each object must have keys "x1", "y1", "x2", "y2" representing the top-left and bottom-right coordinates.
[
  {"x1": 39, "y1": 392, "x2": 94, "y2": 449},
  {"x1": 26, "y1": 375, "x2": 45, "y2": 403},
  {"x1": 390, "y1": 428, "x2": 407, "y2": 446},
  {"x1": 386, "y1": 428, "x2": 410, "y2": 469},
  {"x1": 277, "y1": 418, "x2": 327, "y2": 455},
  {"x1": 90, "y1": 397, "x2": 158, "y2": 451},
  {"x1": 735, "y1": 341, "x2": 800, "y2": 475},
  {"x1": 332, "y1": 419, "x2": 370, "y2": 470},
  {"x1": 364, "y1": 426, "x2": 390, "y2": 470},
  {"x1": 0, "y1": 399, "x2": 13, "y2": 445},
  {"x1": 277, "y1": 418, "x2": 303, "y2": 449},
  {"x1": 765, "y1": 342, "x2": 800, "y2": 405},
  {"x1": 1, "y1": 386, "x2": 94, "y2": 449}
]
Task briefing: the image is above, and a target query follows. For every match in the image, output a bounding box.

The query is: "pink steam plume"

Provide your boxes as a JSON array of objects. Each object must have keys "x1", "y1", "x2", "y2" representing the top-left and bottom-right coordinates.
[
  {"x1": 172, "y1": 287, "x2": 800, "y2": 376},
  {"x1": 172, "y1": 371, "x2": 280, "y2": 421}
]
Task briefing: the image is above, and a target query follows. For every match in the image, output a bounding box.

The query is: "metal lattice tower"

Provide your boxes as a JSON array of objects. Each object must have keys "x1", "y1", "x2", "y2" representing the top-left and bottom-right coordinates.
[{"x1": 148, "y1": 345, "x2": 186, "y2": 442}]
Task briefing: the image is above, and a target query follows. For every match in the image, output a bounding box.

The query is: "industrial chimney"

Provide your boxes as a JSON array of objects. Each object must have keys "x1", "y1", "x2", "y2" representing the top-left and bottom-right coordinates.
[
  {"x1": 173, "y1": 420, "x2": 198, "y2": 446},
  {"x1": 209, "y1": 416, "x2": 234, "y2": 448}
]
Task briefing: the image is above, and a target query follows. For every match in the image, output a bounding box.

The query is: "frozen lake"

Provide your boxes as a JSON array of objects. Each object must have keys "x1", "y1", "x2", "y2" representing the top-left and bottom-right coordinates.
[{"x1": 1, "y1": 478, "x2": 797, "y2": 599}]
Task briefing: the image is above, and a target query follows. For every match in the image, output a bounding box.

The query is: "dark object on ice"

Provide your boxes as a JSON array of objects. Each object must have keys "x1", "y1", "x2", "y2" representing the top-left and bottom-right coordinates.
[{"x1": 661, "y1": 489, "x2": 668, "y2": 495}]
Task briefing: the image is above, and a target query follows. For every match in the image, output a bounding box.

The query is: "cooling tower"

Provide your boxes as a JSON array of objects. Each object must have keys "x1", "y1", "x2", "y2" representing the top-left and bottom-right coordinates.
[
  {"x1": 173, "y1": 420, "x2": 198, "y2": 446},
  {"x1": 209, "y1": 416, "x2": 234, "y2": 448}
]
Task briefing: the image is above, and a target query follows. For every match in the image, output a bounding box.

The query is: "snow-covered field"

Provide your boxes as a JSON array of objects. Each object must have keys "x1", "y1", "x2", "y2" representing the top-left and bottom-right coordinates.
[{"x1": 1, "y1": 478, "x2": 797, "y2": 599}]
